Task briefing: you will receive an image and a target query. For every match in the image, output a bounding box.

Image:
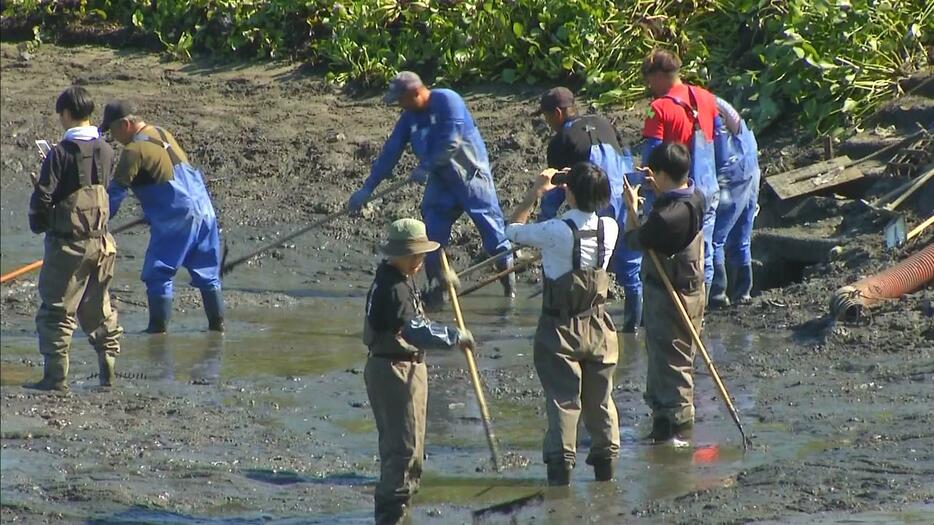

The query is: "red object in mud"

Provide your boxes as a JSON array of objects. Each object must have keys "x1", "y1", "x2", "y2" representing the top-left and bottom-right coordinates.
[
  {"x1": 692, "y1": 445, "x2": 720, "y2": 464},
  {"x1": 831, "y1": 242, "x2": 934, "y2": 321}
]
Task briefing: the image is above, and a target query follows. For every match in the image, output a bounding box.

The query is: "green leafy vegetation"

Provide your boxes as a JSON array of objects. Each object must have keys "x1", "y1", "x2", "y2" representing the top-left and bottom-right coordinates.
[{"x1": 2, "y1": 0, "x2": 929, "y2": 136}]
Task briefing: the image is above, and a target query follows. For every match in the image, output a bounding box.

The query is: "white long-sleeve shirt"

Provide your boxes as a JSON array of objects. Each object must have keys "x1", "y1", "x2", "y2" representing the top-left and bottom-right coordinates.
[{"x1": 505, "y1": 209, "x2": 619, "y2": 280}]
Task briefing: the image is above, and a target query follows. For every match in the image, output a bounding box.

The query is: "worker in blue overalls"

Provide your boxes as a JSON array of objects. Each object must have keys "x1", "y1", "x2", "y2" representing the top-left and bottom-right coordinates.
[
  {"x1": 101, "y1": 101, "x2": 224, "y2": 334},
  {"x1": 708, "y1": 98, "x2": 760, "y2": 307},
  {"x1": 532, "y1": 87, "x2": 643, "y2": 333},
  {"x1": 348, "y1": 72, "x2": 514, "y2": 308}
]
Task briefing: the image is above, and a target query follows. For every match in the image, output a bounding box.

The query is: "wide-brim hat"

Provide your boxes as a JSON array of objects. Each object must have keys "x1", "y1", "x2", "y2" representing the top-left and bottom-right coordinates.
[{"x1": 379, "y1": 218, "x2": 440, "y2": 257}]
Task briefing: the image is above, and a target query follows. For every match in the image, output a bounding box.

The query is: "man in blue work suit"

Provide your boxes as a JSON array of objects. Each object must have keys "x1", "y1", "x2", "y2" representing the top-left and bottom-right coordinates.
[
  {"x1": 708, "y1": 98, "x2": 760, "y2": 307},
  {"x1": 101, "y1": 101, "x2": 224, "y2": 333},
  {"x1": 348, "y1": 72, "x2": 514, "y2": 307},
  {"x1": 532, "y1": 87, "x2": 643, "y2": 333}
]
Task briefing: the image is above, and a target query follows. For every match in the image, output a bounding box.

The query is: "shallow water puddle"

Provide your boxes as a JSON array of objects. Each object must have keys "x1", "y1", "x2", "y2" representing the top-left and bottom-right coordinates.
[{"x1": 0, "y1": 283, "x2": 843, "y2": 523}]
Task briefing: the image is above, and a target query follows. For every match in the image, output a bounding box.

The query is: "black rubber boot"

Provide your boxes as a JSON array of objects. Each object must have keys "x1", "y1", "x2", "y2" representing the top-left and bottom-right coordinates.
[
  {"x1": 201, "y1": 288, "x2": 225, "y2": 332},
  {"x1": 375, "y1": 501, "x2": 407, "y2": 525},
  {"x1": 145, "y1": 293, "x2": 173, "y2": 334},
  {"x1": 546, "y1": 461, "x2": 572, "y2": 486},
  {"x1": 97, "y1": 352, "x2": 116, "y2": 387},
  {"x1": 621, "y1": 289, "x2": 643, "y2": 334},
  {"x1": 644, "y1": 418, "x2": 673, "y2": 442},
  {"x1": 730, "y1": 263, "x2": 754, "y2": 304},
  {"x1": 494, "y1": 260, "x2": 517, "y2": 299},
  {"x1": 592, "y1": 459, "x2": 615, "y2": 482},
  {"x1": 708, "y1": 262, "x2": 731, "y2": 308},
  {"x1": 24, "y1": 355, "x2": 68, "y2": 392}
]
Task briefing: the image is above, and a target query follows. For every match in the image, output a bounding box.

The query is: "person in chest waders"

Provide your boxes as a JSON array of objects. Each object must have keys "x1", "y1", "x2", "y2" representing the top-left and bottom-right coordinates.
[
  {"x1": 708, "y1": 97, "x2": 761, "y2": 308},
  {"x1": 505, "y1": 163, "x2": 621, "y2": 485},
  {"x1": 100, "y1": 101, "x2": 224, "y2": 334},
  {"x1": 348, "y1": 72, "x2": 515, "y2": 311},
  {"x1": 623, "y1": 143, "x2": 706, "y2": 443},
  {"x1": 363, "y1": 218, "x2": 474, "y2": 524},
  {"x1": 640, "y1": 49, "x2": 721, "y2": 293},
  {"x1": 26, "y1": 86, "x2": 124, "y2": 390},
  {"x1": 533, "y1": 87, "x2": 644, "y2": 334}
]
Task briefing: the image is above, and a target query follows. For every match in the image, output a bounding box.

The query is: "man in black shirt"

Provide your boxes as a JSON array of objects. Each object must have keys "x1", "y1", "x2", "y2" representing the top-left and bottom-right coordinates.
[
  {"x1": 363, "y1": 218, "x2": 471, "y2": 524},
  {"x1": 623, "y1": 142, "x2": 706, "y2": 443},
  {"x1": 534, "y1": 87, "x2": 645, "y2": 333},
  {"x1": 26, "y1": 86, "x2": 123, "y2": 390}
]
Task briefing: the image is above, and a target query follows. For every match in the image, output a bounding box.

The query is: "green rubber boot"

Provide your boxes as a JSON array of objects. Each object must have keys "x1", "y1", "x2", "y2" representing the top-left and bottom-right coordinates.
[{"x1": 24, "y1": 355, "x2": 69, "y2": 392}]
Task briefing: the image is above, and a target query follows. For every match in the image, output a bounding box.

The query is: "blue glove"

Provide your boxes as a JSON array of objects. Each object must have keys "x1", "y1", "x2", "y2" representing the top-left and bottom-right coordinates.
[
  {"x1": 348, "y1": 187, "x2": 372, "y2": 212},
  {"x1": 409, "y1": 166, "x2": 428, "y2": 184}
]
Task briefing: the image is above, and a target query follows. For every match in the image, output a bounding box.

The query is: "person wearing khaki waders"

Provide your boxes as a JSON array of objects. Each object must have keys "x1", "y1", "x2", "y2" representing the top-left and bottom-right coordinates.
[
  {"x1": 505, "y1": 162, "x2": 621, "y2": 485},
  {"x1": 26, "y1": 86, "x2": 123, "y2": 391},
  {"x1": 363, "y1": 218, "x2": 473, "y2": 524},
  {"x1": 622, "y1": 142, "x2": 707, "y2": 443}
]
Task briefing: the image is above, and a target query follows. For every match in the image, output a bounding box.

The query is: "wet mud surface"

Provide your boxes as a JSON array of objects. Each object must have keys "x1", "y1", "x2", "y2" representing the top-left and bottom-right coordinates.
[{"x1": 1, "y1": 45, "x2": 932, "y2": 524}]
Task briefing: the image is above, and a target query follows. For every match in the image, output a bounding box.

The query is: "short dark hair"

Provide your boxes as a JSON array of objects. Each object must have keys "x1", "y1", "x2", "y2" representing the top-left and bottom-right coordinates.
[
  {"x1": 641, "y1": 48, "x2": 682, "y2": 77},
  {"x1": 567, "y1": 162, "x2": 610, "y2": 213},
  {"x1": 55, "y1": 86, "x2": 95, "y2": 120},
  {"x1": 647, "y1": 142, "x2": 691, "y2": 183}
]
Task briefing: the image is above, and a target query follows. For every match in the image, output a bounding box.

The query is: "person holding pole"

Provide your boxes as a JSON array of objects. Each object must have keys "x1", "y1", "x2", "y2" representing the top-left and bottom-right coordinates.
[
  {"x1": 363, "y1": 218, "x2": 473, "y2": 525},
  {"x1": 347, "y1": 72, "x2": 515, "y2": 310},
  {"x1": 505, "y1": 162, "x2": 621, "y2": 486},
  {"x1": 26, "y1": 86, "x2": 123, "y2": 390},
  {"x1": 623, "y1": 142, "x2": 706, "y2": 443}
]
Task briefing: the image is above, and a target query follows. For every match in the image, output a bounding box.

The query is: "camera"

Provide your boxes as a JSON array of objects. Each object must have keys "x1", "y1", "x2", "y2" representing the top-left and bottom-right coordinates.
[{"x1": 551, "y1": 171, "x2": 569, "y2": 185}]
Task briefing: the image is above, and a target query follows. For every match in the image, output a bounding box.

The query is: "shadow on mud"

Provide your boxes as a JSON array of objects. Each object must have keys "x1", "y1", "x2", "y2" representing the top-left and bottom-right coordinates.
[{"x1": 87, "y1": 506, "x2": 370, "y2": 524}]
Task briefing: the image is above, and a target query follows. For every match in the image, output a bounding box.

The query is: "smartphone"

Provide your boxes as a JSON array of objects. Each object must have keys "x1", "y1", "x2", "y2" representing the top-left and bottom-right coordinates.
[{"x1": 35, "y1": 140, "x2": 51, "y2": 158}]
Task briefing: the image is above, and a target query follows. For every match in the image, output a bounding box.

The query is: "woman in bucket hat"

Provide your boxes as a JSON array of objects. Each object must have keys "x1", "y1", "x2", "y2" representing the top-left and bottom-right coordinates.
[{"x1": 362, "y1": 218, "x2": 472, "y2": 524}]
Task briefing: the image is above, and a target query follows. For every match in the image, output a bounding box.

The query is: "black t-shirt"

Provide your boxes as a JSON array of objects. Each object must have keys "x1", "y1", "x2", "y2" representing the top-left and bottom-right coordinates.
[
  {"x1": 365, "y1": 261, "x2": 419, "y2": 334},
  {"x1": 628, "y1": 187, "x2": 706, "y2": 256},
  {"x1": 546, "y1": 114, "x2": 622, "y2": 169}
]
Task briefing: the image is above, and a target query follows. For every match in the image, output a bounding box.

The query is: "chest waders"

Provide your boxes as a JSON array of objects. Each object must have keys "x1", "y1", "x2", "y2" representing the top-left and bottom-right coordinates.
[
  {"x1": 642, "y1": 198, "x2": 707, "y2": 440},
  {"x1": 533, "y1": 219, "x2": 620, "y2": 485},
  {"x1": 663, "y1": 88, "x2": 719, "y2": 288},
  {"x1": 132, "y1": 127, "x2": 223, "y2": 333},
  {"x1": 362, "y1": 275, "x2": 428, "y2": 522},
  {"x1": 28, "y1": 138, "x2": 123, "y2": 390}
]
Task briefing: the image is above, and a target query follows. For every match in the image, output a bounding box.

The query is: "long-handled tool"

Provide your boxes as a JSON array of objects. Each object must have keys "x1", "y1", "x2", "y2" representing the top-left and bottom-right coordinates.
[
  {"x1": 439, "y1": 249, "x2": 502, "y2": 471},
  {"x1": 221, "y1": 179, "x2": 410, "y2": 276},
  {"x1": 456, "y1": 245, "x2": 524, "y2": 279},
  {"x1": 0, "y1": 217, "x2": 146, "y2": 284},
  {"x1": 623, "y1": 176, "x2": 751, "y2": 450},
  {"x1": 459, "y1": 254, "x2": 541, "y2": 297}
]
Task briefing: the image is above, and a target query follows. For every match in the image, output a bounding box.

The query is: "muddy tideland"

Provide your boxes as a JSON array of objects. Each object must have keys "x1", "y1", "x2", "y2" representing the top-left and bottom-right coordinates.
[{"x1": 1, "y1": 45, "x2": 932, "y2": 525}]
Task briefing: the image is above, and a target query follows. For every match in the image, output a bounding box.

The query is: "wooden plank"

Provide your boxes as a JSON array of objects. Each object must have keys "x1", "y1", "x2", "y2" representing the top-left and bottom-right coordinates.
[{"x1": 766, "y1": 155, "x2": 866, "y2": 201}]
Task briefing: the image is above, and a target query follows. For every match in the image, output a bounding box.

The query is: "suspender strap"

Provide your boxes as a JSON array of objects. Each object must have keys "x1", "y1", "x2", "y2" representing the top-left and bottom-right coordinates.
[
  {"x1": 564, "y1": 219, "x2": 602, "y2": 270},
  {"x1": 137, "y1": 127, "x2": 183, "y2": 165},
  {"x1": 596, "y1": 218, "x2": 605, "y2": 268},
  {"x1": 65, "y1": 138, "x2": 101, "y2": 187},
  {"x1": 664, "y1": 86, "x2": 703, "y2": 132},
  {"x1": 564, "y1": 219, "x2": 581, "y2": 270}
]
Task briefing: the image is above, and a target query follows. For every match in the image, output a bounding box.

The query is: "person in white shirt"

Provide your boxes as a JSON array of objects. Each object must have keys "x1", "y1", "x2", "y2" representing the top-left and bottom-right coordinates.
[{"x1": 505, "y1": 162, "x2": 620, "y2": 486}]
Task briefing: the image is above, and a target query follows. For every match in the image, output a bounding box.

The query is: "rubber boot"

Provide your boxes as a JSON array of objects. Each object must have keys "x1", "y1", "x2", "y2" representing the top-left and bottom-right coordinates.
[
  {"x1": 97, "y1": 352, "x2": 116, "y2": 387},
  {"x1": 546, "y1": 461, "x2": 572, "y2": 486},
  {"x1": 24, "y1": 355, "x2": 69, "y2": 391},
  {"x1": 422, "y1": 280, "x2": 446, "y2": 313},
  {"x1": 145, "y1": 294, "x2": 173, "y2": 334},
  {"x1": 708, "y1": 262, "x2": 731, "y2": 308},
  {"x1": 621, "y1": 289, "x2": 643, "y2": 334},
  {"x1": 498, "y1": 265, "x2": 517, "y2": 299},
  {"x1": 201, "y1": 288, "x2": 225, "y2": 332},
  {"x1": 375, "y1": 501, "x2": 407, "y2": 525},
  {"x1": 730, "y1": 263, "x2": 754, "y2": 304},
  {"x1": 592, "y1": 459, "x2": 615, "y2": 482}
]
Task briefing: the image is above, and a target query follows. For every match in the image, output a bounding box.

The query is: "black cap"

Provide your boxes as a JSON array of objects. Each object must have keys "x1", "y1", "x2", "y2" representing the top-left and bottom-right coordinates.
[
  {"x1": 99, "y1": 100, "x2": 136, "y2": 132},
  {"x1": 532, "y1": 87, "x2": 575, "y2": 116}
]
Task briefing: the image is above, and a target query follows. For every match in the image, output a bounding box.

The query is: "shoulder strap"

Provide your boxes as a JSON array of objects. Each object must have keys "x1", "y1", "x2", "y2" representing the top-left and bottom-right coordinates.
[
  {"x1": 596, "y1": 218, "x2": 606, "y2": 268},
  {"x1": 563, "y1": 219, "x2": 581, "y2": 270},
  {"x1": 136, "y1": 127, "x2": 183, "y2": 165},
  {"x1": 62, "y1": 139, "x2": 98, "y2": 187},
  {"x1": 663, "y1": 89, "x2": 702, "y2": 132}
]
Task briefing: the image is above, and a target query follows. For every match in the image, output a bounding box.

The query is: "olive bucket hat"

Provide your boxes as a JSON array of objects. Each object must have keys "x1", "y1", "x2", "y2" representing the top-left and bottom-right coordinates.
[{"x1": 380, "y1": 218, "x2": 440, "y2": 257}]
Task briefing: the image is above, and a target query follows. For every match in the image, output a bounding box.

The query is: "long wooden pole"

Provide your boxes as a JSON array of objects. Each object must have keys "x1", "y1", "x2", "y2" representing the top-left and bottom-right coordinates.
[
  {"x1": 0, "y1": 218, "x2": 146, "y2": 284},
  {"x1": 623, "y1": 177, "x2": 751, "y2": 450},
  {"x1": 439, "y1": 249, "x2": 502, "y2": 470}
]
